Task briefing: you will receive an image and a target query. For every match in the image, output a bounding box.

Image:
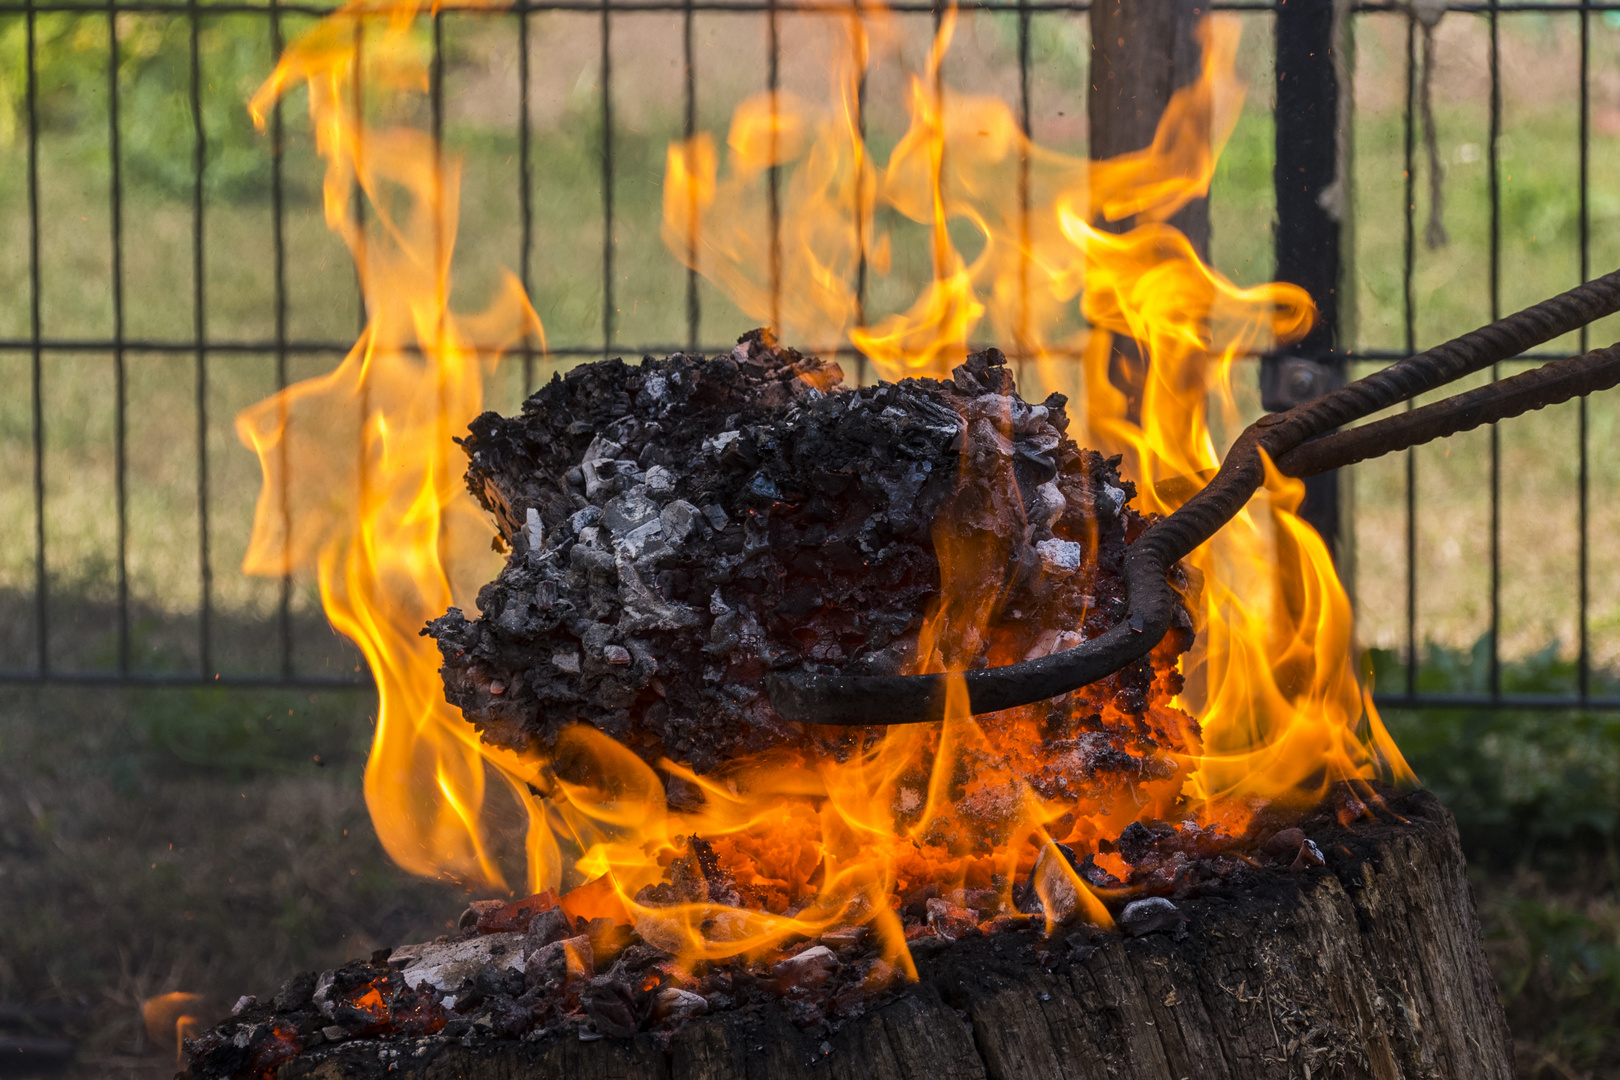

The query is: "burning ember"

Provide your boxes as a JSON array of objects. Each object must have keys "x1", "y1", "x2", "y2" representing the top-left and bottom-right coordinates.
[{"x1": 198, "y1": 0, "x2": 1421, "y2": 1069}]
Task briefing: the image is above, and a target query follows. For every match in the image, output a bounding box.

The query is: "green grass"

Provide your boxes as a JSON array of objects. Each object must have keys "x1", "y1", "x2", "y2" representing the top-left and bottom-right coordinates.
[
  {"x1": 1381, "y1": 641, "x2": 1620, "y2": 1079},
  {"x1": 0, "y1": 684, "x2": 470, "y2": 1080},
  {"x1": 3, "y1": 11, "x2": 1620, "y2": 1078}
]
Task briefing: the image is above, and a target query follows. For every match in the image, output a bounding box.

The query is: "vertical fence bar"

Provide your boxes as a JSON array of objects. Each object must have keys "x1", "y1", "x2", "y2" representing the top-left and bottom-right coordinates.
[
  {"x1": 353, "y1": 13, "x2": 371, "y2": 638},
  {"x1": 107, "y1": 2, "x2": 129, "y2": 677},
  {"x1": 683, "y1": 0, "x2": 699, "y2": 354},
  {"x1": 767, "y1": 0, "x2": 781, "y2": 335},
  {"x1": 353, "y1": 19, "x2": 368, "y2": 337},
  {"x1": 853, "y1": 0, "x2": 868, "y2": 387},
  {"x1": 1403, "y1": 12, "x2": 1418, "y2": 700},
  {"x1": 1016, "y1": 0, "x2": 1031, "y2": 382},
  {"x1": 270, "y1": 0, "x2": 293, "y2": 679},
  {"x1": 519, "y1": 2, "x2": 535, "y2": 395},
  {"x1": 189, "y1": 0, "x2": 212, "y2": 677},
  {"x1": 26, "y1": 4, "x2": 47, "y2": 676},
  {"x1": 1578, "y1": 0, "x2": 1591, "y2": 704},
  {"x1": 432, "y1": 11, "x2": 445, "y2": 339},
  {"x1": 1271, "y1": 0, "x2": 1344, "y2": 557},
  {"x1": 600, "y1": 0, "x2": 614, "y2": 360},
  {"x1": 1487, "y1": 0, "x2": 1501, "y2": 701}
]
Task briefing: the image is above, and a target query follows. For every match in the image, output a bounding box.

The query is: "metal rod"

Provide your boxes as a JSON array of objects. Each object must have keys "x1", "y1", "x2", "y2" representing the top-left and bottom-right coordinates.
[
  {"x1": 600, "y1": 0, "x2": 614, "y2": 360},
  {"x1": 190, "y1": 0, "x2": 213, "y2": 677},
  {"x1": 767, "y1": 0, "x2": 781, "y2": 335},
  {"x1": 684, "y1": 0, "x2": 699, "y2": 353},
  {"x1": 0, "y1": 670, "x2": 374, "y2": 690},
  {"x1": 852, "y1": 0, "x2": 868, "y2": 386},
  {"x1": 769, "y1": 271, "x2": 1620, "y2": 724},
  {"x1": 519, "y1": 5, "x2": 536, "y2": 395},
  {"x1": 270, "y1": 0, "x2": 294, "y2": 679},
  {"x1": 1276, "y1": 344, "x2": 1620, "y2": 478},
  {"x1": 1016, "y1": 1, "x2": 1031, "y2": 380},
  {"x1": 26, "y1": 3, "x2": 47, "y2": 676},
  {"x1": 1403, "y1": 12, "x2": 1418, "y2": 700},
  {"x1": 352, "y1": 17, "x2": 368, "y2": 335},
  {"x1": 107, "y1": 1, "x2": 130, "y2": 676},
  {"x1": 1578, "y1": 0, "x2": 1592, "y2": 704},
  {"x1": 1488, "y1": 0, "x2": 1501, "y2": 702},
  {"x1": 34, "y1": 1, "x2": 1620, "y2": 15},
  {"x1": 0, "y1": 338, "x2": 1564, "y2": 361}
]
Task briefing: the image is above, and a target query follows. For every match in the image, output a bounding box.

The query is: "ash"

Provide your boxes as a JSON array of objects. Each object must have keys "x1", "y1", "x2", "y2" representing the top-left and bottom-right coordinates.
[
  {"x1": 180, "y1": 802, "x2": 1353, "y2": 1080},
  {"x1": 427, "y1": 331, "x2": 1196, "y2": 772}
]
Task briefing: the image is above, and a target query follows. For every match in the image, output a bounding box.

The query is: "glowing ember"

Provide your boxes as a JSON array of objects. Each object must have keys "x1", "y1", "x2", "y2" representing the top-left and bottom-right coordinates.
[{"x1": 237, "y1": 0, "x2": 1411, "y2": 992}]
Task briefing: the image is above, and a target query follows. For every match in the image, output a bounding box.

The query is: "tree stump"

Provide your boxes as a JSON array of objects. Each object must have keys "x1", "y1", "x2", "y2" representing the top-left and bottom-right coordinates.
[{"x1": 280, "y1": 788, "x2": 1513, "y2": 1080}]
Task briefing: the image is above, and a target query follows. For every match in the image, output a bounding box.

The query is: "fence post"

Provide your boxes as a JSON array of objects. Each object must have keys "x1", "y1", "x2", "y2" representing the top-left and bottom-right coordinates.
[
  {"x1": 1088, "y1": 0, "x2": 1206, "y2": 426},
  {"x1": 1269, "y1": 0, "x2": 1352, "y2": 565}
]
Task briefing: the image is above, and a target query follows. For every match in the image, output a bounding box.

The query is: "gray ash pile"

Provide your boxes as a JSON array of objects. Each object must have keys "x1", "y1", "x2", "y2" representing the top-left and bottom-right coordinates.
[{"x1": 427, "y1": 331, "x2": 1197, "y2": 772}]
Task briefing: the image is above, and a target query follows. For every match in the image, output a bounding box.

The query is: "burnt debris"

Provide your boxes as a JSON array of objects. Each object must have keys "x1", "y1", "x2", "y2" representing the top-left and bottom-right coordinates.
[
  {"x1": 182, "y1": 786, "x2": 1404, "y2": 1079},
  {"x1": 426, "y1": 331, "x2": 1196, "y2": 772}
]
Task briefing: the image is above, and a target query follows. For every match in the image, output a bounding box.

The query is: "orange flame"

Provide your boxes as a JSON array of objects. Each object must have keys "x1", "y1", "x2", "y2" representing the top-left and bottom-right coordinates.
[
  {"x1": 241, "y1": 0, "x2": 546, "y2": 890},
  {"x1": 142, "y1": 992, "x2": 203, "y2": 1064},
  {"x1": 662, "y1": 6, "x2": 1414, "y2": 838},
  {"x1": 238, "y1": 0, "x2": 1412, "y2": 979}
]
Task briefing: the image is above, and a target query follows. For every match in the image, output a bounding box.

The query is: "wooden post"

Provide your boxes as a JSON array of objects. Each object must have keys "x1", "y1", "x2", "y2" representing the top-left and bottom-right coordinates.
[
  {"x1": 1087, "y1": 0, "x2": 1207, "y2": 426},
  {"x1": 279, "y1": 789, "x2": 1515, "y2": 1080}
]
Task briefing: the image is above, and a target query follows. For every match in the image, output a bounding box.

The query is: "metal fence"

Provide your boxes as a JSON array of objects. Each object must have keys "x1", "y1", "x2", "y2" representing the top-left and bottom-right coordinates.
[{"x1": 1, "y1": 0, "x2": 1616, "y2": 709}]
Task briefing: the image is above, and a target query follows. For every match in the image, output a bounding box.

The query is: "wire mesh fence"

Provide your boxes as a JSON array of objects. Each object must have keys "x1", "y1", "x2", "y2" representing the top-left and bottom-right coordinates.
[{"x1": 0, "y1": 0, "x2": 1616, "y2": 708}]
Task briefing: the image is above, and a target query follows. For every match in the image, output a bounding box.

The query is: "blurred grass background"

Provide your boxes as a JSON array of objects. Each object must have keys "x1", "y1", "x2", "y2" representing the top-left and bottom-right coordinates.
[{"x1": 0, "y1": 4, "x2": 1619, "y2": 1078}]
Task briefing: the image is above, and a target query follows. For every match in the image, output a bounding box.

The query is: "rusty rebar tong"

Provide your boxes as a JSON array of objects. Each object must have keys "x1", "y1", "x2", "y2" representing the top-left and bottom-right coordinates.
[{"x1": 766, "y1": 272, "x2": 1620, "y2": 726}]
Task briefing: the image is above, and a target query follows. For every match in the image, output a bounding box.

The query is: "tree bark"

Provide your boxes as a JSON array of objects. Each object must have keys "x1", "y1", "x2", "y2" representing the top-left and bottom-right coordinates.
[{"x1": 281, "y1": 788, "x2": 1514, "y2": 1080}]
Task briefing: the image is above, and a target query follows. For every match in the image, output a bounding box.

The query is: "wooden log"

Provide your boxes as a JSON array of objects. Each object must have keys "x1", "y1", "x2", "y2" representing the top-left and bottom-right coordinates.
[{"x1": 278, "y1": 788, "x2": 1513, "y2": 1080}]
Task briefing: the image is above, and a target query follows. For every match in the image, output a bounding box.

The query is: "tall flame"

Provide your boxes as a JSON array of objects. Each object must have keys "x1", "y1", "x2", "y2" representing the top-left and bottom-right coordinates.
[
  {"x1": 238, "y1": 0, "x2": 1412, "y2": 974},
  {"x1": 663, "y1": 6, "x2": 1414, "y2": 832},
  {"x1": 241, "y1": 0, "x2": 544, "y2": 889}
]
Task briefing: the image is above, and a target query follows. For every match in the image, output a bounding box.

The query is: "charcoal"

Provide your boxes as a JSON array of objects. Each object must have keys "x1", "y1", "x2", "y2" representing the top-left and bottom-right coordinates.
[
  {"x1": 472, "y1": 964, "x2": 526, "y2": 1002},
  {"x1": 476, "y1": 890, "x2": 559, "y2": 934},
  {"x1": 1119, "y1": 897, "x2": 1186, "y2": 938},
  {"x1": 924, "y1": 898, "x2": 977, "y2": 942},
  {"x1": 522, "y1": 906, "x2": 574, "y2": 953},
  {"x1": 1290, "y1": 839, "x2": 1327, "y2": 873},
  {"x1": 651, "y1": 987, "x2": 709, "y2": 1024},
  {"x1": 1262, "y1": 827, "x2": 1306, "y2": 857},
  {"x1": 272, "y1": 972, "x2": 315, "y2": 1014},
  {"x1": 524, "y1": 935, "x2": 592, "y2": 990},
  {"x1": 772, "y1": 945, "x2": 840, "y2": 990},
  {"x1": 583, "y1": 978, "x2": 641, "y2": 1038},
  {"x1": 1076, "y1": 853, "x2": 1124, "y2": 889},
  {"x1": 427, "y1": 331, "x2": 1197, "y2": 774}
]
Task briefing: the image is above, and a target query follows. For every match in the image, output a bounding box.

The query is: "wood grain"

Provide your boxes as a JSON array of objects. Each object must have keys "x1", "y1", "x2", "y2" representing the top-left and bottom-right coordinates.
[{"x1": 282, "y1": 790, "x2": 1512, "y2": 1080}]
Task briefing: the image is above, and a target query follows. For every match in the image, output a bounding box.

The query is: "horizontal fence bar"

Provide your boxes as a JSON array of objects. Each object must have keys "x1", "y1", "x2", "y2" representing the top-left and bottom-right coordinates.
[
  {"x1": 2, "y1": 672, "x2": 1615, "y2": 708},
  {"x1": 5, "y1": 1, "x2": 1611, "y2": 15},
  {"x1": 0, "y1": 669, "x2": 372, "y2": 689},
  {"x1": 1373, "y1": 694, "x2": 1620, "y2": 711},
  {"x1": 0, "y1": 339, "x2": 1599, "y2": 366}
]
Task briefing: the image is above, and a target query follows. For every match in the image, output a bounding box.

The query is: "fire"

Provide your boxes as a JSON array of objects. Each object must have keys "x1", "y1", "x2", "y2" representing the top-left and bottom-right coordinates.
[
  {"x1": 662, "y1": 6, "x2": 1414, "y2": 827},
  {"x1": 240, "y1": 0, "x2": 544, "y2": 890},
  {"x1": 238, "y1": 0, "x2": 1412, "y2": 979},
  {"x1": 142, "y1": 991, "x2": 203, "y2": 1064}
]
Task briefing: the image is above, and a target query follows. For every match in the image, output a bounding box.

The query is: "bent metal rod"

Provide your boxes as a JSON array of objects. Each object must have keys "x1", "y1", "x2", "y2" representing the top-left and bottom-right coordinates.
[{"x1": 766, "y1": 272, "x2": 1620, "y2": 727}]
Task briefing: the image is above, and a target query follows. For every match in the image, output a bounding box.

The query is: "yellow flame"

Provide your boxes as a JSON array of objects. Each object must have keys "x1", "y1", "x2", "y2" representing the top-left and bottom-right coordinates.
[
  {"x1": 241, "y1": 0, "x2": 543, "y2": 889},
  {"x1": 662, "y1": 6, "x2": 1414, "y2": 841},
  {"x1": 238, "y1": 0, "x2": 1413, "y2": 979}
]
